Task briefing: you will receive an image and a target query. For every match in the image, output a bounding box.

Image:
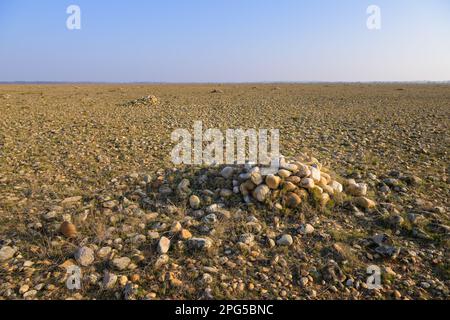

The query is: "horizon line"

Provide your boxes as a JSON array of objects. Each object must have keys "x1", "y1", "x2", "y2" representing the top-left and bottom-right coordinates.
[{"x1": 1, "y1": 80, "x2": 450, "y2": 85}]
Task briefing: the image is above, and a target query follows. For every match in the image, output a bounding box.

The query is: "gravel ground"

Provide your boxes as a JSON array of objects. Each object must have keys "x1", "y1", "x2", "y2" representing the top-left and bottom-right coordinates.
[{"x1": 0, "y1": 84, "x2": 448, "y2": 300}]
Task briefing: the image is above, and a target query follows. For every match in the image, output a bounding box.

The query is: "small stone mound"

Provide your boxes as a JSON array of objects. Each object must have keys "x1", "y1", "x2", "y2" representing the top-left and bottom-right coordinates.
[
  {"x1": 120, "y1": 95, "x2": 158, "y2": 107},
  {"x1": 139, "y1": 153, "x2": 376, "y2": 212}
]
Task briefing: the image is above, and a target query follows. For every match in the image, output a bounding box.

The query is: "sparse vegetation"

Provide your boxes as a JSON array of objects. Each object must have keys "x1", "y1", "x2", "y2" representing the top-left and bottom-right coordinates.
[{"x1": 0, "y1": 84, "x2": 448, "y2": 300}]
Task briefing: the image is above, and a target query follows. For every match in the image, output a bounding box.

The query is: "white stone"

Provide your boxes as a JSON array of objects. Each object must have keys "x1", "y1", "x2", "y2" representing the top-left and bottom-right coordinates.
[
  {"x1": 347, "y1": 182, "x2": 368, "y2": 197},
  {"x1": 277, "y1": 234, "x2": 293, "y2": 246},
  {"x1": 253, "y1": 184, "x2": 270, "y2": 202},
  {"x1": 112, "y1": 257, "x2": 131, "y2": 271},
  {"x1": 310, "y1": 166, "x2": 321, "y2": 182},
  {"x1": 330, "y1": 181, "x2": 343, "y2": 193},
  {"x1": 74, "y1": 246, "x2": 95, "y2": 267},
  {"x1": 299, "y1": 224, "x2": 315, "y2": 235},
  {"x1": 0, "y1": 246, "x2": 16, "y2": 262},
  {"x1": 158, "y1": 236, "x2": 171, "y2": 254}
]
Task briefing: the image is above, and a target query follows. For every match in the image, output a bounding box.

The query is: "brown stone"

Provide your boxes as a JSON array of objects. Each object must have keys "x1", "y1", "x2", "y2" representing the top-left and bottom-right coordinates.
[
  {"x1": 285, "y1": 192, "x2": 302, "y2": 208},
  {"x1": 59, "y1": 221, "x2": 77, "y2": 238}
]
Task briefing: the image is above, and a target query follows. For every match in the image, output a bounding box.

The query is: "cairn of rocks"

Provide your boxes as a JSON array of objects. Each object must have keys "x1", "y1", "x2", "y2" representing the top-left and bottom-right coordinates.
[
  {"x1": 120, "y1": 95, "x2": 158, "y2": 107},
  {"x1": 214, "y1": 154, "x2": 376, "y2": 211}
]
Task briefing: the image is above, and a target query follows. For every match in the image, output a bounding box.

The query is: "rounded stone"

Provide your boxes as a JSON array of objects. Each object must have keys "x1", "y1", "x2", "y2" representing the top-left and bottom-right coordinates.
[
  {"x1": 221, "y1": 167, "x2": 234, "y2": 179},
  {"x1": 278, "y1": 169, "x2": 292, "y2": 178},
  {"x1": 282, "y1": 181, "x2": 297, "y2": 192},
  {"x1": 346, "y1": 182, "x2": 367, "y2": 197},
  {"x1": 300, "y1": 178, "x2": 315, "y2": 189},
  {"x1": 265, "y1": 175, "x2": 281, "y2": 189},
  {"x1": 112, "y1": 257, "x2": 131, "y2": 271},
  {"x1": 158, "y1": 236, "x2": 171, "y2": 254},
  {"x1": 189, "y1": 195, "x2": 201, "y2": 209},
  {"x1": 277, "y1": 234, "x2": 293, "y2": 246},
  {"x1": 250, "y1": 172, "x2": 263, "y2": 185},
  {"x1": 74, "y1": 246, "x2": 95, "y2": 267},
  {"x1": 59, "y1": 221, "x2": 77, "y2": 238},
  {"x1": 0, "y1": 246, "x2": 16, "y2": 262},
  {"x1": 253, "y1": 184, "x2": 270, "y2": 202},
  {"x1": 285, "y1": 192, "x2": 302, "y2": 208}
]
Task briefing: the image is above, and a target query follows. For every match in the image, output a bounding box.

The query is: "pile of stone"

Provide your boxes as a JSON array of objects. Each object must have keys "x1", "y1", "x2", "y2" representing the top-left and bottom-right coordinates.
[
  {"x1": 120, "y1": 95, "x2": 158, "y2": 107},
  {"x1": 158, "y1": 154, "x2": 377, "y2": 212},
  {"x1": 220, "y1": 155, "x2": 376, "y2": 211}
]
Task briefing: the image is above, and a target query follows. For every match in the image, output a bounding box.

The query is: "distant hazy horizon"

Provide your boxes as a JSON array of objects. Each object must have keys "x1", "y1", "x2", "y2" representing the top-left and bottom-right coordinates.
[
  {"x1": 1, "y1": 81, "x2": 449, "y2": 85},
  {"x1": 1, "y1": 0, "x2": 449, "y2": 82}
]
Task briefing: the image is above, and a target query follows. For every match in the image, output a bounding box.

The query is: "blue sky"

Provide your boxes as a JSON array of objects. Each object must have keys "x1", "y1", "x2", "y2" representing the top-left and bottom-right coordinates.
[{"x1": 0, "y1": 0, "x2": 449, "y2": 82}]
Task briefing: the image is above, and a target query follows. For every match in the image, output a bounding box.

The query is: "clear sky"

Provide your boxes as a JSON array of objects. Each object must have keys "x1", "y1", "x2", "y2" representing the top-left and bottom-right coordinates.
[{"x1": 0, "y1": 0, "x2": 449, "y2": 82}]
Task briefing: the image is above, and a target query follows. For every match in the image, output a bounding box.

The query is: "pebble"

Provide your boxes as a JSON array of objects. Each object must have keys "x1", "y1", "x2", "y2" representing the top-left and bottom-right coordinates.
[
  {"x1": 300, "y1": 178, "x2": 315, "y2": 189},
  {"x1": 59, "y1": 221, "x2": 77, "y2": 238},
  {"x1": 310, "y1": 166, "x2": 321, "y2": 182},
  {"x1": 330, "y1": 181, "x2": 343, "y2": 193},
  {"x1": 265, "y1": 175, "x2": 281, "y2": 189},
  {"x1": 393, "y1": 290, "x2": 402, "y2": 299},
  {"x1": 155, "y1": 254, "x2": 169, "y2": 269},
  {"x1": 112, "y1": 257, "x2": 131, "y2": 271},
  {"x1": 203, "y1": 213, "x2": 218, "y2": 224},
  {"x1": 74, "y1": 246, "x2": 95, "y2": 267},
  {"x1": 23, "y1": 260, "x2": 34, "y2": 267},
  {"x1": 282, "y1": 181, "x2": 297, "y2": 192},
  {"x1": 389, "y1": 214, "x2": 405, "y2": 227},
  {"x1": 299, "y1": 224, "x2": 315, "y2": 235},
  {"x1": 354, "y1": 197, "x2": 376, "y2": 209},
  {"x1": 346, "y1": 182, "x2": 368, "y2": 197},
  {"x1": 130, "y1": 274, "x2": 140, "y2": 282},
  {"x1": 202, "y1": 273, "x2": 214, "y2": 284},
  {"x1": 148, "y1": 231, "x2": 160, "y2": 239},
  {"x1": 43, "y1": 211, "x2": 58, "y2": 221},
  {"x1": 276, "y1": 234, "x2": 293, "y2": 246},
  {"x1": 23, "y1": 290, "x2": 37, "y2": 299},
  {"x1": 281, "y1": 163, "x2": 298, "y2": 172},
  {"x1": 177, "y1": 179, "x2": 191, "y2": 195},
  {"x1": 285, "y1": 193, "x2": 301, "y2": 208},
  {"x1": 119, "y1": 275, "x2": 128, "y2": 286},
  {"x1": 180, "y1": 229, "x2": 192, "y2": 240},
  {"x1": 171, "y1": 221, "x2": 182, "y2": 232},
  {"x1": 158, "y1": 236, "x2": 171, "y2": 254},
  {"x1": 253, "y1": 184, "x2": 270, "y2": 202},
  {"x1": 61, "y1": 196, "x2": 82, "y2": 206},
  {"x1": 220, "y1": 189, "x2": 233, "y2": 197},
  {"x1": 187, "y1": 237, "x2": 213, "y2": 250},
  {"x1": 189, "y1": 195, "x2": 201, "y2": 209},
  {"x1": 250, "y1": 172, "x2": 263, "y2": 185},
  {"x1": 221, "y1": 167, "x2": 234, "y2": 179},
  {"x1": 277, "y1": 169, "x2": 291, "y2": 178},
  {"x1": 19, "y1": 284, "x2": 30, "y2": 294},
  {"x1": 239, "y1": 233, "x2": 255, "y2": 246},
  {"x1": 103, "y1": 271, "x2": 118, "y2": 290},
  {"x1": 0, "y1": 246, "x2": 16, "y2": 262},
  {"x1": 300, "y1": 277, "x2": 309, "y2": 287},
  {"x1": 297, "y1": 165, "x2": 311, "y2": 178},
  {"x1": 286, "y1": 176, "x2": 301, "y2": 184}
]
